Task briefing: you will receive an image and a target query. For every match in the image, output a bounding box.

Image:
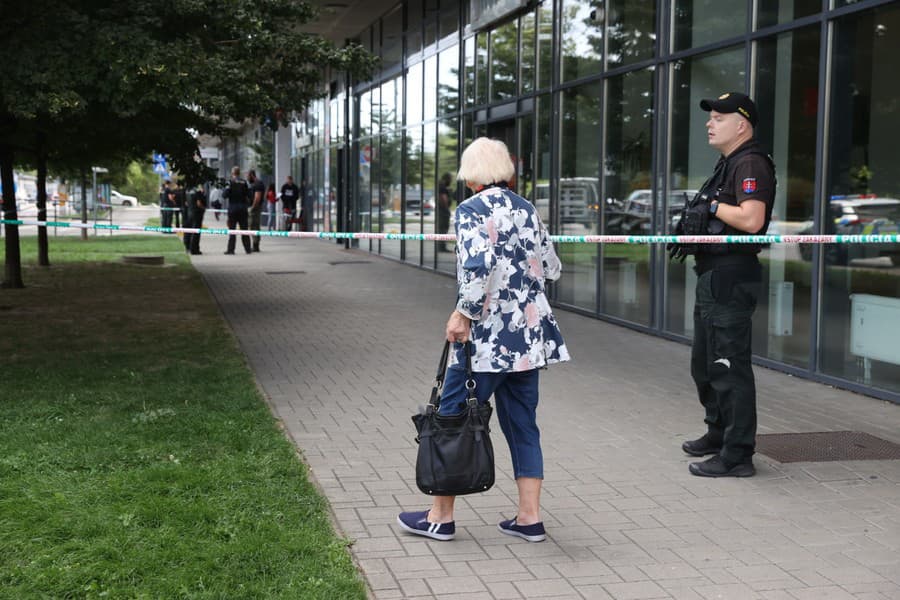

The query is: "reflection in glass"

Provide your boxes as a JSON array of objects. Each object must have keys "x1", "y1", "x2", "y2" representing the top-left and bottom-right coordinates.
[
  {"x1": 561, "y1": 0, "x2": 603, "y2": 82},
  {"x1": 328, "y1": 147, "x2": 338, "y2": 232},
  {"x1": 520, "y1": 12, "x2": 535, "y2": 95},
  {"x1": 381, "y1": 129, "x2": 403, "y2": 259},
  {"x1": 438, "y1": 45, "x2": 459, "y2": 116},
  {"x1": 557, "y1": 82, "x2": 601, "y2": 310},
  {"x1": 380, "y1": 79, "x2": 397, "y2": 133},
  {"x1": 436, "y1": 119, "x2": 459, "y2": 273},
  {"x1": 371, "y1": 137, "x2": 381, "y2": 239},
  {"x1": 754, "y1": 26, "x2": 820, "y2": 368},
  {"x1": 673, "y1": 0, "x2": 746, "y2": 50},
  {"x1": 405, "y1": 126, "x2": 423, "y2": 265},
  {"x1": 464, "y1": 37, "x2": 476, "y2": 108},
  {"x1": 665, "y1": 46, "x2": 744, "y2": 336},
  {"x1": 476, "y1": 33, "x2": 488, "y2": 106},
  {"x1": 359, "y1": 91, "x2": 371, "y2": 138},
  {"x1": 537, "y1": 4, "x2": 553, "y2": 90},
  {"x1": 518, "y1": 113, "x2": 534, "y2": 202},
  {"x1": 535, "y1": 95, "x2": 552, "y2": 225},
  {"x1": 424, "y1": 55, "x2": 438, "y2": 122},
  {"x1": 422, "y1": 122, "x2": 437, "y2": 268},
  {"x1": 357, "y1": 140, "x2": 372, "y2": 234},
  {"x1": 491, "y1": 19, "x2": 518, "y2": 102},
  {"x1": 607, "y1": 1, "x2": 656, "y2": 68},
  {"x1": 370, "y1": 86, "x2": 381, "y2": 137},
  {"x1": 757, "y1": 0, "x2": 820, "y2": 29},
  {"x1": 407, "y1": 62, "x2": 423, "y2": 126},
  {"x1": 604, "y1": 68, "x2": 653, "y2": 325},
  {"x1": 821, "y1": 5, "x2": 900, "y2": 393}
]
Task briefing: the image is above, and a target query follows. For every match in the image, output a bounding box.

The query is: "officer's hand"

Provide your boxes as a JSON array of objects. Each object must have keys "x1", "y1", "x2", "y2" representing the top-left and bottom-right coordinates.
[{"x1": 667, "y1": 242, "x2": 687, "y2": 263}]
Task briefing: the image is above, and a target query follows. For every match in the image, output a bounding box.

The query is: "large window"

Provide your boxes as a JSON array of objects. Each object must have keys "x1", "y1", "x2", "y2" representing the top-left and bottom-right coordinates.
[
  {"x1": 438, "y1": 45, "x2": 459, "y2": 116},
  {"x1": 557, "y1": 83, "x2": 601, "y2": 310},
  {"x1": 821, "y1": 5, "x2": 900, "y2": 394},
  {"x1": 754, "y1": 25, "x2": 820, "y2": 368},
  {"x1": 607, "y1": 1, "x2": 656, "y2": 68},
  {"x1": 757, "y1": 0, "x2": 820, "y2": 28},
  {"x1": 561, "y1": 0, "x2": 603, "y2": 82},
  {"x1": 665, "y1": 47, "x2": 745, "y2": 336},
  {"x1": 673, "y1": 0, "x2": 746, "y2": 50},
  {"x1": 405, "y1": 126, "x2": 423, "y2": 265},
  {"x1": 491, "y1": 20, "x2": 518, "y2": 102},
  {"x1": 603, "y1": 67, "x2": 654, "y2": 325}
]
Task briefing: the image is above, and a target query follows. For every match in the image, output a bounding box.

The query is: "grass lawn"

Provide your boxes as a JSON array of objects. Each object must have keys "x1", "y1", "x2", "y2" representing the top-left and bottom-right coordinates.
[{"x1": 0, "y1": 236, "x2": 367, "y2": 599}]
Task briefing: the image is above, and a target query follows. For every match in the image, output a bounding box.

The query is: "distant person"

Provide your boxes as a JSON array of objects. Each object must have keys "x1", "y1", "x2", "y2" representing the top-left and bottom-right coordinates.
[
  {"x1": 209, "y1": 183, "x2": 223, "y2": 221},
  {"x1": 265, "y1": 183, "x2": 277, "y2": 231},
  {"x1": 160, "y1": 180, "x2": 174, "y2": 229},
  {"x1": 437, "y1": 172, "x2": 453, "y2": 252},
  {"x1": 188, "y1": 185, "x2": 207, "y2": 255},
  {"x1": 173, "y1": 180, "x2": 185, "y2": 228},
  {"x1": 397, "y1": 138, "x2": 570, "y2": 543},
  {"x1": 247, "y1": 169, "x2": 265, "y2": 251},
  {"x1": 280, "y1": 175, "x2": 300, "y2": 231},
  {"x1": 224, "y1": 166, "x2": 252, "y2": 255},
  {"x1": 175, "y1": 180, "x2": 189, "y2": 249}
]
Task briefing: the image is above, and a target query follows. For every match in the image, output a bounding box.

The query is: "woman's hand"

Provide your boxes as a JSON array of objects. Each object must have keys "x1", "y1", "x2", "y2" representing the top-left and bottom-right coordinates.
[{"x1": 445, "y1": 310, "x2": 471, "y2": 343}]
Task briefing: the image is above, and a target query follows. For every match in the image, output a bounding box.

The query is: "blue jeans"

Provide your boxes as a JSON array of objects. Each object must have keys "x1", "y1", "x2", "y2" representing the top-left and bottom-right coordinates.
[{"x1": 440, "y1": 367, "x2": 542, "y2": 479}]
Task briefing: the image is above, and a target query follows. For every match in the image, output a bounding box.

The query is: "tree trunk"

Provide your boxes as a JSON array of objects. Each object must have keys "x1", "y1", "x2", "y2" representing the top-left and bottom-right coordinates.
[
  {"x1": 80, "y1": 166, "x2": 88, "y2": 240},
  {"x1": 36, "y1": 139, "x2": 50, "y2": 266},
  {"x1": 0, "y1": 145, "x2": 24, "y2": 288}
]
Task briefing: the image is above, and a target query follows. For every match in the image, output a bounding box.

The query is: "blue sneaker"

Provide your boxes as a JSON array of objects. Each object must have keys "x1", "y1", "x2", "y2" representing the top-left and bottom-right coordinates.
[
  {"x1": 397, "y1": 510, "x2": 455, "y2": 541},
  {"x1": 498, "y1": 518, "x2": 546, "y2": 542}
]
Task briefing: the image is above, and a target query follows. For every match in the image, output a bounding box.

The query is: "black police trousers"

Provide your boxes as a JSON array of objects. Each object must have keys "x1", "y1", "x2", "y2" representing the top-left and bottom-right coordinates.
[
  {"x1": 690, "y1": 266, "x2": 760, "y2": 464},
  {"x1": 226, "y1": 208, "x2": 252, "y2": 254}
]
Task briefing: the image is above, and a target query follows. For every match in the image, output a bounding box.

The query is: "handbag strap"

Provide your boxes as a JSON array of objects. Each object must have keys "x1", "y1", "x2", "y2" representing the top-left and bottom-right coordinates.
[{"x1": 427, "y1": 340, "x2": 476, "y2": 413}]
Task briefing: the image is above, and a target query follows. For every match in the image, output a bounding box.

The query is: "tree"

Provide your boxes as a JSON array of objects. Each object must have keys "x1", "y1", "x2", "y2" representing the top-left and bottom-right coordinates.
[{"x1": 0, "y1": 0, "x2": 376, "y2": 287}]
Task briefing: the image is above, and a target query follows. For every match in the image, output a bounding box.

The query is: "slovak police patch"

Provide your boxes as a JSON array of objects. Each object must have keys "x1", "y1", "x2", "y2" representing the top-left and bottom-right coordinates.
[{"x1": 742, "y1": 178, "x2": 757, "y2": 194}]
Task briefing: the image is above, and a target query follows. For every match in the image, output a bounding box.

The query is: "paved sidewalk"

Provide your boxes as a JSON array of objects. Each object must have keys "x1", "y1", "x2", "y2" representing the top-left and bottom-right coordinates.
[{"x1": 195, "y1": 238, "x2": 900, "y2": 600}]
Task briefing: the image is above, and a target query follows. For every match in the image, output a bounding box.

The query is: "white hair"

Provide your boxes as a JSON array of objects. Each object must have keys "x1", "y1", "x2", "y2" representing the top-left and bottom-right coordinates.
[{"x1": 456, "y1": 137, "x2": 515, "y2": 186}]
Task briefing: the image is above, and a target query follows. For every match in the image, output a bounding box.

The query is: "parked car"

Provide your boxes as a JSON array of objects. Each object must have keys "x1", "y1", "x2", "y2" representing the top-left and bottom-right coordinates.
[
  {"x1": 798, "y1": 195, "x2": 900, "y2": 265},
  {"x1": 534, "y1": 178, "x2": 602, "y2": 228},
  {"x1": 110, "y1": 190, "x2": 139, "y2": 207},
  {"x1": 405, "y1": 191, "x2": 434, "y2": 216},
  {"x1": 607, "y1": 188, "x2": 698, "y2": 234}
]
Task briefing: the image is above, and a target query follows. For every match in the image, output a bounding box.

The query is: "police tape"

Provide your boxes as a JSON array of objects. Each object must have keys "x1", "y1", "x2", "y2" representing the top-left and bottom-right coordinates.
[{"x1": 2, "y1": 219, "x2": 900, "y2": 245}]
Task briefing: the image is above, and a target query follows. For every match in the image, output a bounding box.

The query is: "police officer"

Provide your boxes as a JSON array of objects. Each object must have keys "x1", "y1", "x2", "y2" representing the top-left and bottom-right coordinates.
[
  {"x1": 188, "y1": 185, "x2": 207, "y2": 255},
  {"x1": 670, "y1": 92, "x2": 775, "y2": 478},
  {"x1": 247, "y1": 169, "x2": 265, "y2": 252},
  {"x1": 224, "y1": 166, "x2": 252, "y2": 255}
]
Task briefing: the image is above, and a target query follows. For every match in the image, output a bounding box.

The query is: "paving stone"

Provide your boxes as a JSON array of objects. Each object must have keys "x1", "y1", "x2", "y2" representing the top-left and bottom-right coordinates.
[{"x1": 195, "y1": 239, "x2": 900, "y2": 600}]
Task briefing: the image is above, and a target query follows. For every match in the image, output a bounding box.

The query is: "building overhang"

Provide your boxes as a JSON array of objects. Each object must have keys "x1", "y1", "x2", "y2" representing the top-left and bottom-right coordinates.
[{"x1": 300, "y1": 0, "x2": 401, "y2": 44}]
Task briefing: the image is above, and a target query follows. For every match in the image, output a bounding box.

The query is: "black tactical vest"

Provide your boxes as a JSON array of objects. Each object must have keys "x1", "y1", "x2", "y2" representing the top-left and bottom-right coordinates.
[{"x1": 697, "y1": 140, "x2": 775, "y2": 257}]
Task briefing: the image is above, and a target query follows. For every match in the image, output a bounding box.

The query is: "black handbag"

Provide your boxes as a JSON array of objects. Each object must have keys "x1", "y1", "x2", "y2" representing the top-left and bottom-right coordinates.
[{"x1": 412, "y1": 341, "x2": 495, "y2": 496}]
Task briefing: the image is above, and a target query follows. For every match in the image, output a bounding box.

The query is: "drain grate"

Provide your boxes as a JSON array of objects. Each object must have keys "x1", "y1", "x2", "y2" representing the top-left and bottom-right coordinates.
[
  {"x1": 328, "y1": 260, "x2": 372, "y2": 266},
  {"x1": 265, "y1": 271, "x2": 306, "y2": 275},
  {"x1": 756, "y1": 431, "x2": 900, "y2": 463}
]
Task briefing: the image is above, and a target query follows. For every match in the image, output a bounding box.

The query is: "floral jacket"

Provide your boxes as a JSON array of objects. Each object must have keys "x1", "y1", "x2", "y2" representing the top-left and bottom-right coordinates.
[{"x1": 451, "y1": 185, "x2": 570, "y2": 372}]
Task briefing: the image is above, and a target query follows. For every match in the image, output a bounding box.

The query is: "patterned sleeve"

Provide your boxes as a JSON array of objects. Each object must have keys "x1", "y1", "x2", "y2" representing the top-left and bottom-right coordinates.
[
  {"x1": 536, "y1": 212, "x2": 562, "y2": 281},
  {"x1": 455, "y1": 201, "x2": 496, "y2": 320}
]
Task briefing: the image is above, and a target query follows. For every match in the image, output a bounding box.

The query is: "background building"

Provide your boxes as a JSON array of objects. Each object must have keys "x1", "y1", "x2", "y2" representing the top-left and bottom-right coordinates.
[{"x1": 294, "y1": 0, "x2": 900, "y2": 402}]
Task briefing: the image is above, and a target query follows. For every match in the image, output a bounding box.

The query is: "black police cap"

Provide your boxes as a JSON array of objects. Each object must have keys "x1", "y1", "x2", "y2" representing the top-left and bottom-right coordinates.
[{"x1": 700, "y1": 92, "x2": 758, "y2": 127}]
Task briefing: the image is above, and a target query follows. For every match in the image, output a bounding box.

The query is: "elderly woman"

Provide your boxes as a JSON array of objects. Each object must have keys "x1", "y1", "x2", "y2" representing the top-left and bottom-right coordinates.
[{"x1": 398, "y1": 138, "x2": 570, "y2": 543}]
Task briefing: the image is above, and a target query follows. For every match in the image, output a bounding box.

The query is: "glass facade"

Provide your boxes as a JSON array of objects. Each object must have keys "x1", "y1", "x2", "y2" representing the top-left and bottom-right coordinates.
[{"x1": 293, "y1": 0, "x2": 900, "y2": 403}]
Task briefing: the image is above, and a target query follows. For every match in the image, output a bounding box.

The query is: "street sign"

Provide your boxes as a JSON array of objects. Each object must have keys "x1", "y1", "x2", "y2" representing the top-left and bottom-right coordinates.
[{"x1": 153, "y1": 163, "x2": 169, "y2": 176}]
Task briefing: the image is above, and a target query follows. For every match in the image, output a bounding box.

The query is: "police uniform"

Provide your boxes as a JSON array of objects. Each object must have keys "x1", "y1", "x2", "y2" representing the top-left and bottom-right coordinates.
[{"x1": 678, "y1": 92, "x2": 776, "y2": 477}]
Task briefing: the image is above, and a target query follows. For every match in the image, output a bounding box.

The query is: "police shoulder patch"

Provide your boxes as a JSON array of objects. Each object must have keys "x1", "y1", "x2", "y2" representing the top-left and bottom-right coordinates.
[{"x1": 742, "y1": 178, "x2": 757, "y2": 194}]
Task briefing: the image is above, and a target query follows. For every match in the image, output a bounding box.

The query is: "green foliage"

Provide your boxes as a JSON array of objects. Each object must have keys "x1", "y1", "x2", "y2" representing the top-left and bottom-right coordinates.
[
  {"x1": 116, "y1": 160, "x2": 160, "y2": 205},
  {"x1": 0, "y1": 236, "x2": 367, "y2": 599}
]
